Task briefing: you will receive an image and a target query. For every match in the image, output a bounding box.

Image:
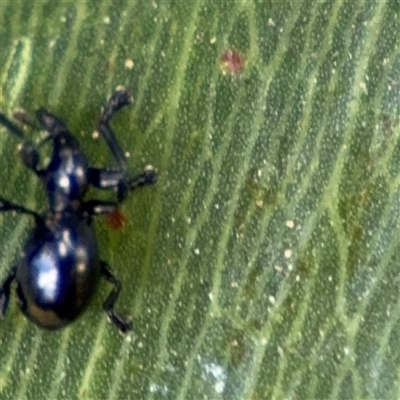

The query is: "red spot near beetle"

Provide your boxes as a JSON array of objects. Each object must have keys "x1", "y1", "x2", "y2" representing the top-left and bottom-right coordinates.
[
  {"x1": 220, "y1": 49, "x2": 245, "y2": 75},
  {"x1": 106, "y1": 208, "x2": 127, "y2": 230}
]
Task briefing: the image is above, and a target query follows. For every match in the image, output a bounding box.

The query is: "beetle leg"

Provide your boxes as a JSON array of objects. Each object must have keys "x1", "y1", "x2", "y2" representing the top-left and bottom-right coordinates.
[
  {"x1": 83, "y1": 200, "x2": 118, "y2": 216},
  {"x1": 100, "y1": 261, "x2": 132, "y2": 333},
  {"x1": 0, "y1": 266, "x2": 16, "y2": 317},
  {"x1": 84, "y1": 167, "x2": 157, "y2": 216},
  {"x1": 0, "y1": 197, "x2": 38, "y2": 316},
  {"x1": 98, "y1": 90, "x2": 132, "y2": 173},
  {"x1": 0, "y1": 197, "x2": 41, "y2": 221},
  {"x1": 88, "y1": 167, "x2": 157, "y2": 203},
  {"x1": 92, "y1": 90, "x2": 158, "y2": 202},
  {"x1": 0, "y1": 113, "x2": 42, "y2": 174},
  {"x1": 127, "y1": 168, "x2": 158, "y2": 190}
]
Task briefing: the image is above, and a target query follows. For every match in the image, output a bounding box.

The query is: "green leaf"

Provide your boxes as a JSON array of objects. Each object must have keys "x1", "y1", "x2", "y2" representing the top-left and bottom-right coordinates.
[{"x1": 1, "y1": 1, "x2": 399, "y2": 399}]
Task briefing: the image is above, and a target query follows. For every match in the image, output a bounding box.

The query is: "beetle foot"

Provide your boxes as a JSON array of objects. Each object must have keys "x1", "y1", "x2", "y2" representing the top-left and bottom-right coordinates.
[
  {"x1": 101, "y1": 90, "x2": 132, "y2": 122},
  {"x1": 127, "y1": 167, "x2": 158, "y2": 191},
  {"x1": 106, "y1": 310, "x2": 133, "y2": 334}
]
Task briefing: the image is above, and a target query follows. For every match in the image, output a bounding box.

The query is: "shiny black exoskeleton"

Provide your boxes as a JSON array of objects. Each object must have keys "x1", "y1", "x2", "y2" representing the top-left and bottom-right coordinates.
[{"x1": 0, "y1": 90, "x2": 157, "y2": 332}]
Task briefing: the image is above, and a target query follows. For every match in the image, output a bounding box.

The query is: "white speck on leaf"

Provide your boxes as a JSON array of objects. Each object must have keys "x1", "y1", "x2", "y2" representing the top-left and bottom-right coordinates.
[
  {"x1": 269, "y1": 295, "x2": 275, "y2": 304},
  {"x1": 124, "y1": 58, "x2": 134, "y2": 69},
  {"x1": 284, "y1": 249, "x2": 292, "y2": 259},
  {"x1": 203, "y1": 362, "x2": 227, "y2": 394},
  {"x1": 286, "y1": 220, "x2": 295, "y2": 229},
  {"x1": 274, "y1": 265, "x2": 283, "y2": 273}
]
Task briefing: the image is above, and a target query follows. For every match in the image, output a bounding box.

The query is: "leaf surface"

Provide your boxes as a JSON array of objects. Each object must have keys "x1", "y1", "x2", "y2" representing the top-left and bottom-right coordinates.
[{"x1": 0, "y1": 2, "x2": 399, "y2": 399}]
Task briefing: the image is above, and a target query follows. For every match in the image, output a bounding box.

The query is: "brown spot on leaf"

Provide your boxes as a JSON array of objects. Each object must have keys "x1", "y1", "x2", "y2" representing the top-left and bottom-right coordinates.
[
  {"x1": 220, "y1": 49, "x2": 246, "y2": 75},
  {"x1": 106, "y1": 208, "x2": 127, "y2": 230}
]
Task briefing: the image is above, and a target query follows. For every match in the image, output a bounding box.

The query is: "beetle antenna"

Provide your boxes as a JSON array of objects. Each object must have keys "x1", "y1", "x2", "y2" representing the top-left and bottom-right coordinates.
[{"x1": 0, "y1": 112, "x2": 26, "y2": 140}]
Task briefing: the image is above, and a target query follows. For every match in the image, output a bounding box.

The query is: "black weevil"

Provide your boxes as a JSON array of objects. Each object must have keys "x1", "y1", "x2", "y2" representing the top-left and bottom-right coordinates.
[{"x1": 0, "y1": 90, "x2": 157, "y2": 333}]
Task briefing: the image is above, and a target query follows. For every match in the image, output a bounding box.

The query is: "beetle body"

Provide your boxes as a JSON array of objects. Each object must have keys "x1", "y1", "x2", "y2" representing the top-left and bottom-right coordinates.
[
  {"x1": 16, "y1": 212, "x2": 99, "y2": 329},
  {"x1": 0, "y1": 90, "x2": 157, "y2": 332},
  {"x1": 44, "y1": 131, "x2": 91, "y2": 213}
]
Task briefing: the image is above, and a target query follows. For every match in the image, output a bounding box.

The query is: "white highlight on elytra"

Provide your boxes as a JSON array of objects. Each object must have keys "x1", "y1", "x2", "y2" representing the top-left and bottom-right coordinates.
[{"x1": 35, "y1": 253, "x2": 59, "y2": 302}]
